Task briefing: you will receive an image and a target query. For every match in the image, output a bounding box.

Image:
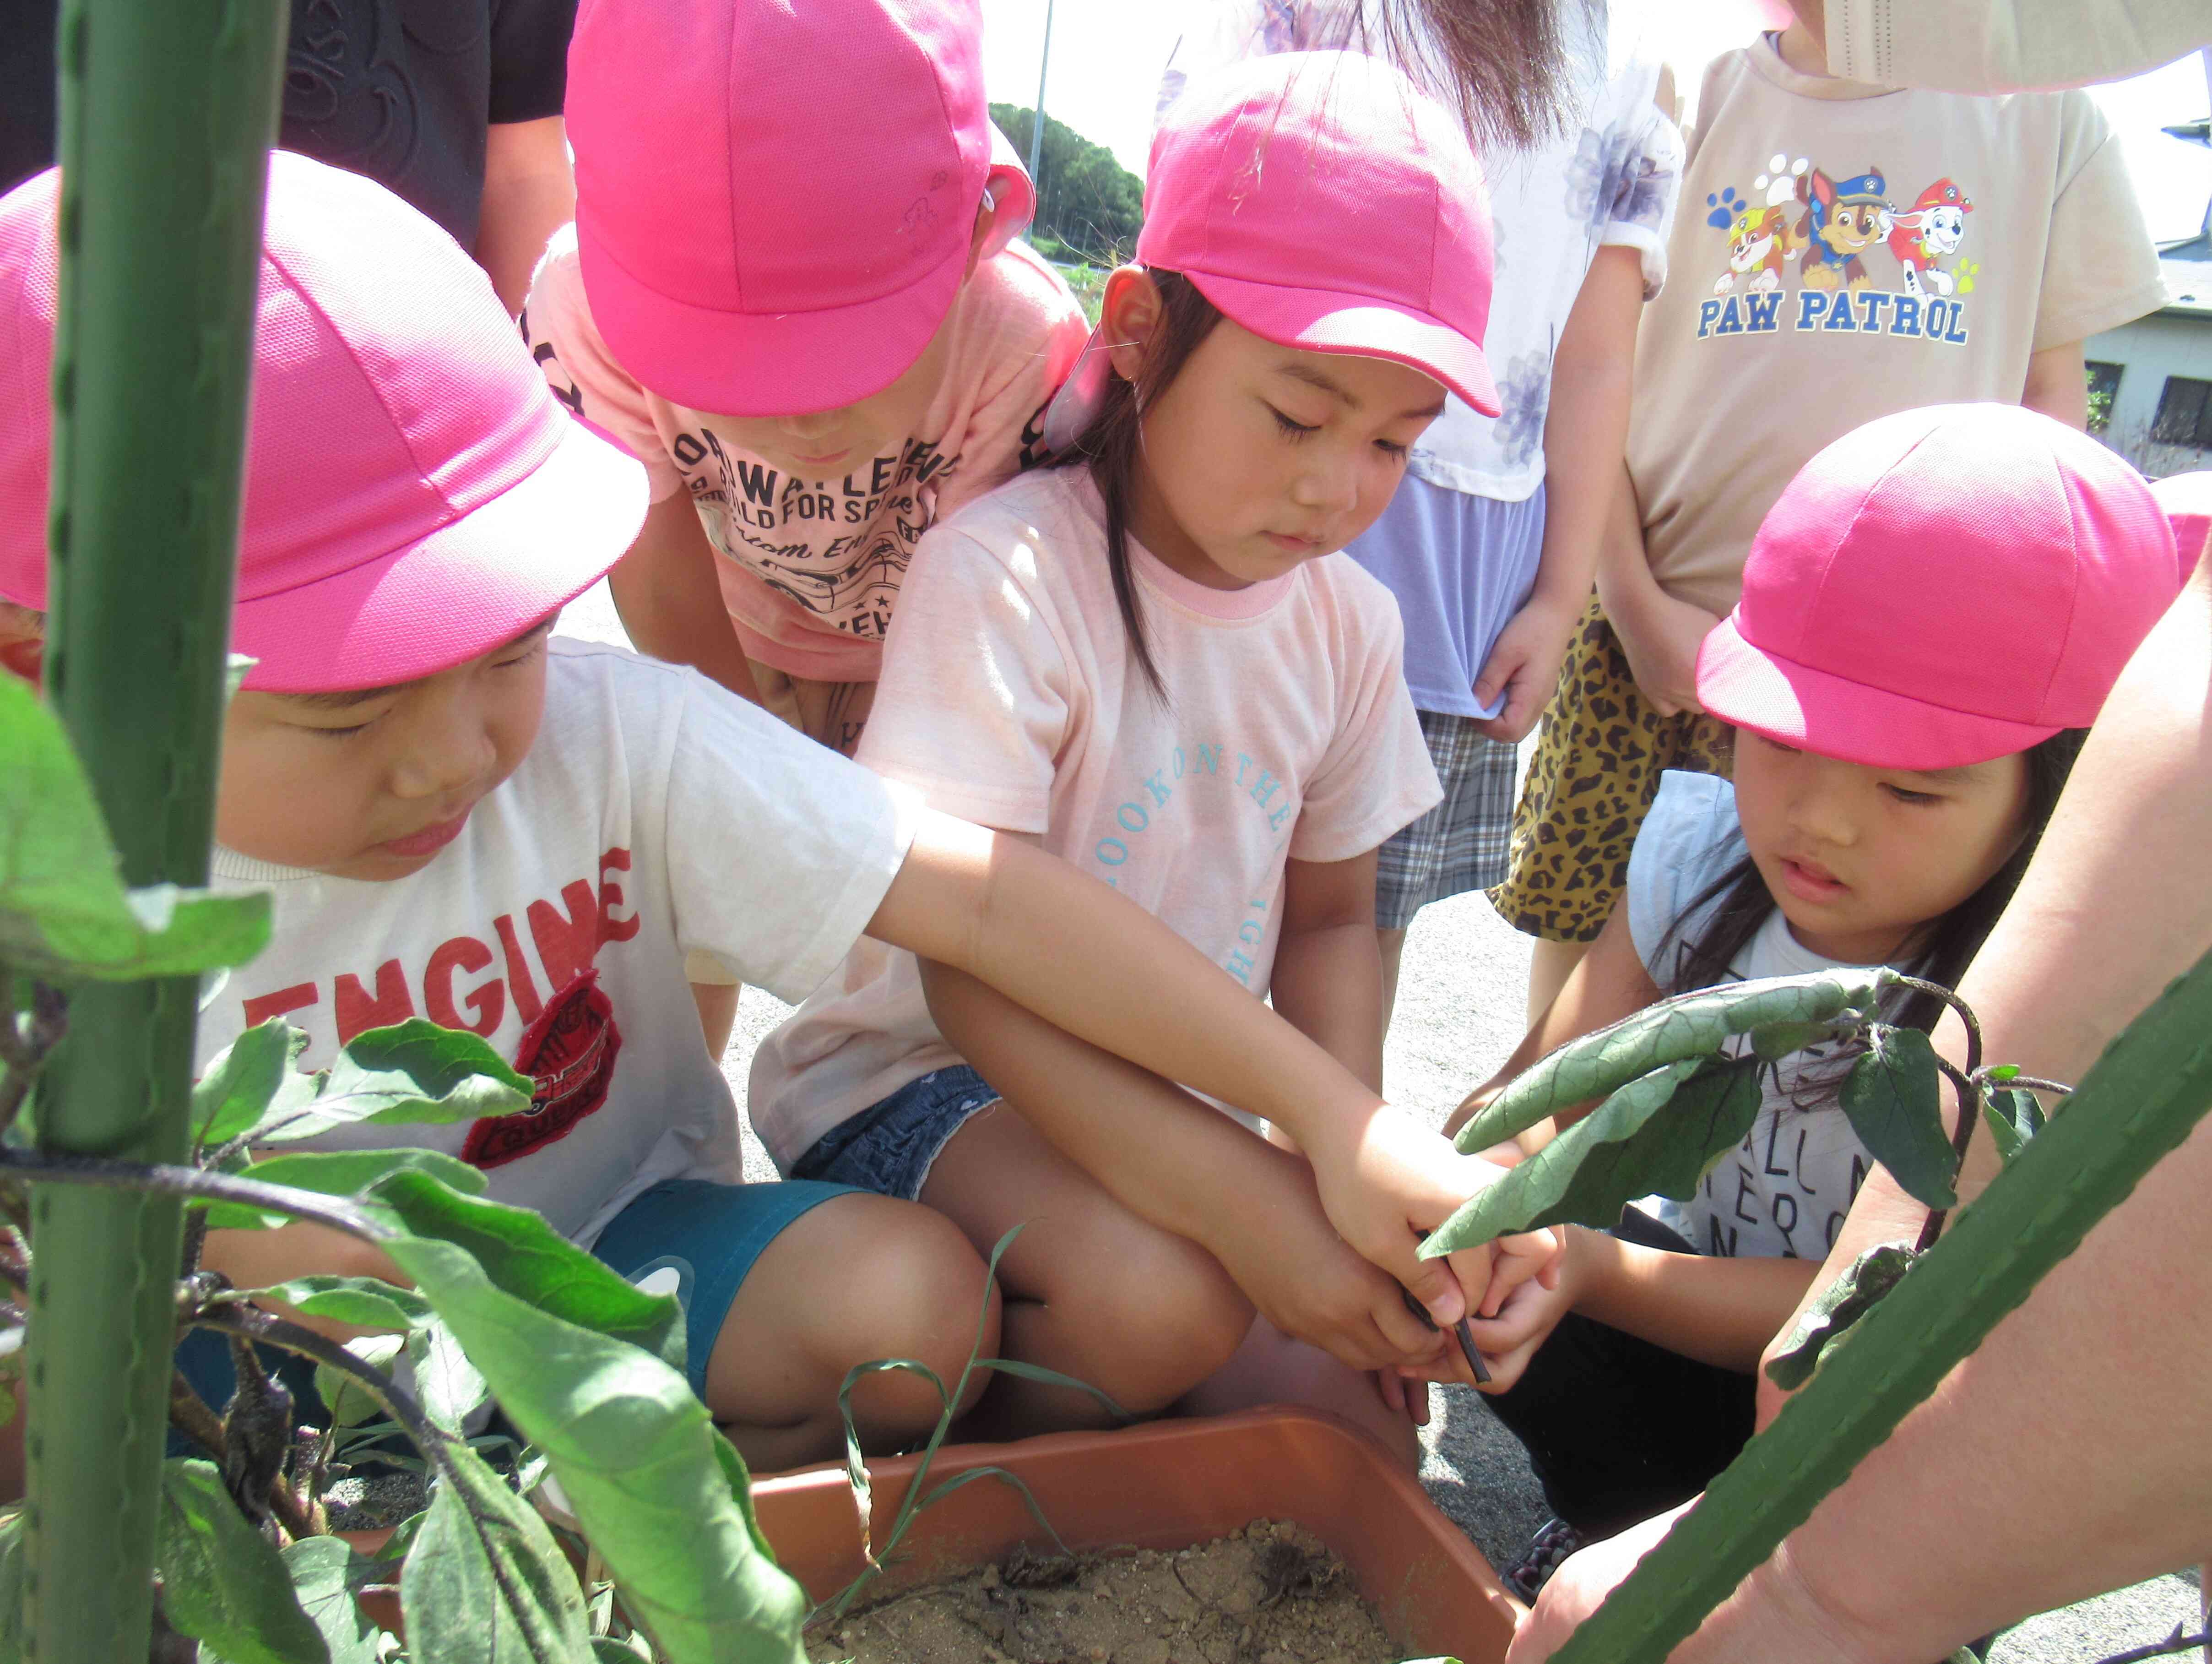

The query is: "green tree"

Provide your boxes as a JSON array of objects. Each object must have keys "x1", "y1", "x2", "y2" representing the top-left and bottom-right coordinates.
[{"x1": 990, "y1": 103, "x2": 1143, "y2": 266}]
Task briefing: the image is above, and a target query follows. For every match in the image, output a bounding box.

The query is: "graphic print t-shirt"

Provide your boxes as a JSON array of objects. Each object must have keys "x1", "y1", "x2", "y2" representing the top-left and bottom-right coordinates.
[
  {"x1": 1627, "y1": 35, "x2": 2165, "y2": 618},
  {"x1": 199, "y1": 641, "x2": 913, "y2": 1247},
  {"x1": 1626, "y1": 771, "x2": 1876, "y2": 1261},
  {"x1": 524, "y1": 229, "x2": 1088, "y2": 683},
  {"x1": 748, "y1": 468, "x2": 1442, "y2": 1169}
]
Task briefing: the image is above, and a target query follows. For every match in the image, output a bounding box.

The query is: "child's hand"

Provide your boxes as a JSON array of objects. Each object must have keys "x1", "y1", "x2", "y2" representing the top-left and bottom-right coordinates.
[
  {"x1": 1454, "y1": 1229, "x2": 1583, "y2": 1393},
  {"x1": 1306, "y1": 1105, "x2": 1538, "y2": 1332}
]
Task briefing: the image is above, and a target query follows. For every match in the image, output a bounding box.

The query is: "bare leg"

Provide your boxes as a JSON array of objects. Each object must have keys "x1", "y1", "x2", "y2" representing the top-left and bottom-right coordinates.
[
  {"x1": 920, "y1": 1106, "x2": 1254, "y2": 1440},
  {"x1": 1526, "y1": 936, "x2": 1590, "y2": 1026},
  {"x1": 689, "y1": 981, "x2": 741, "y2": 1061},
  {"x1": 1377, "y1": 926, "x2": 1410, "y2": 1033},
  {"x1": 1179, "y1": 1316, "x2": 1422, "y2": 1468},
  {"x1": 704, "y1": 1192, "x2": 998, "y2": 1474}
]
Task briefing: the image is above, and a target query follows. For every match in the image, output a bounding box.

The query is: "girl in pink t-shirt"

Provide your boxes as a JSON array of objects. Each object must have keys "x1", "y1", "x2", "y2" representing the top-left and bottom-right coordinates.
[{"x1": 755, "y1": 54, "x2": 1561, "y2": 1457}]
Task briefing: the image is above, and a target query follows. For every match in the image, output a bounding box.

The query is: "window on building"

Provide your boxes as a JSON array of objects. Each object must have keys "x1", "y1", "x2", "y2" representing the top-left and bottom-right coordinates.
[
  {"x1": 2152, "y1": 376, "x2": 2212, "y2": 449},
  {"x1": 2083, "y1": 361, "x2": 2123, "y2": 435}
]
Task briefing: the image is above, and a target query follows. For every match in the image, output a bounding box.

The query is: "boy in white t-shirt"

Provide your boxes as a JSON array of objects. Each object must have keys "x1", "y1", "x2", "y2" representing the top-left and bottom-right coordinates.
[{"x1": 0, "y1": 154, "x2": 1524, "y2": 1470}]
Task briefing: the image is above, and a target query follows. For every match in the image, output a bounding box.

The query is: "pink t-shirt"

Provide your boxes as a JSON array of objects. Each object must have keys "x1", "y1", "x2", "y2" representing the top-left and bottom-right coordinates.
[
  {"x1": 524, "y1": 227, "x2": 1088, "y2": 682},
  {"x1": 748, "y1": 467, "x2": 1443, "y2": 1169}
]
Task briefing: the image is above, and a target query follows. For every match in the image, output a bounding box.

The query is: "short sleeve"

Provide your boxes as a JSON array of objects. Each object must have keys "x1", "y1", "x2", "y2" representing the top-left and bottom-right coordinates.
[
  {"x1": 487, "y1": 0, "x2": 577, "y2": 125},
  {"x1": 1625, "y1": 771, "x2": 1747, "y2": 983},
  {"x1": 1286, "y1": 581, "x2": 1442, "y2": 864},
  {"x1": 1596, "y1": 70, "x2": 1685, "y2": 301},
  {"x1": 521, "y1": 237, "x2": 685, "y2": 502},
  {"x1": 662, "y1": 676, "x2": 916, "y2": 1004},
  {"x1": 854, "y1": 525, "x2": 1075, "y2": 834},
  {"x1": 935, "y1": 248, "x2": 1089, "y2": 513},
  {"x1": 2033, "y1": 93, "x2": 2167, "y2": 353}
]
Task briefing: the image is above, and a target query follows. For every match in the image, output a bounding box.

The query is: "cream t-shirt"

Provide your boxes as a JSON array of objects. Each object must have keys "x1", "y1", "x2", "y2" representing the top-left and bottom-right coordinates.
[
  {"x1": 1627, "y1": 35, "x2": 2167, "y2": 618},
  {"x1": 524, "y1": 229, "x2": 1088, "y2": 682},
  {"x1": 748, "y1": 468, "x2": 1442, "y2": 1170},
  {"x1": 200, "y1": 642, "x2": 914, "y2": 1247}
]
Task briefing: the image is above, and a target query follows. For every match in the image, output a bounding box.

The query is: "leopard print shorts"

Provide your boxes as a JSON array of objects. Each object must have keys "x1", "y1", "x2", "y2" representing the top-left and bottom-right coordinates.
[{"x1": 1488, "y1": 595, "x2": 1733, "y2": 943}]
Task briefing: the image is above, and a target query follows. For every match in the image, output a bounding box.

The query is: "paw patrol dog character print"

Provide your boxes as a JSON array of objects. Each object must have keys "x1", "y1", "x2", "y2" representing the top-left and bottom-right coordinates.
[
  {"x1": 1887, "y1": 178, "x2": 1973, "y2": 296},
  {"x1": 1797, "y1": 164, "x2": 1889, "y2": 290}
]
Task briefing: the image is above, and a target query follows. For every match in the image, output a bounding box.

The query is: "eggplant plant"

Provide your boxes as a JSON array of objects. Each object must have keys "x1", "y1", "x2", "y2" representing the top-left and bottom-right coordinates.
[
  {"x1": 1419, "y1": 950, "x2": 2212, "y2": 1664},
  {"x1": 2, "y1": 674, "x2": 818, "y2": 1663}
]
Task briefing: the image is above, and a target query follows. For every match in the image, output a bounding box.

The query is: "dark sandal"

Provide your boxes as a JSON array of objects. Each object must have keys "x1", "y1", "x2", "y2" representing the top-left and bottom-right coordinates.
[{"x1": 1506, "y1": 1517, "x2": 1587, "y2": 1603}]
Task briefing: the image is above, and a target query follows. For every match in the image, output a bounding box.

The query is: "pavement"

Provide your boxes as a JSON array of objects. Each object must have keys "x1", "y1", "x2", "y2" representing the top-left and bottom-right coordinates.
[{"x1": 555, "y1": 583, "x2": 2204, "y2": 1661}]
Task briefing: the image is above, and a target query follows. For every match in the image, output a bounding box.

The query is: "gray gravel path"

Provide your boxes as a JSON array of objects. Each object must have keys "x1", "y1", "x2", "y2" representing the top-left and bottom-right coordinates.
[{"x1": 556, "y1": 585, "x2": 2203, "y2": 1661}]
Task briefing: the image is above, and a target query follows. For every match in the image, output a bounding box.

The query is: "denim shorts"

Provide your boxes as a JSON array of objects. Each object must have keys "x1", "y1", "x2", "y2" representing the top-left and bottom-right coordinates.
[{"x1": 788, "y1": 1065, "x2": 1003, "y2": 1202}]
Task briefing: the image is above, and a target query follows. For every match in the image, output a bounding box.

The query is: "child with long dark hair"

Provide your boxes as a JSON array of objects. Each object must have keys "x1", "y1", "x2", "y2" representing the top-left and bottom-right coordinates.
[
  {"x1": 1443, "y1": 404, "x2": 2189, "y2": 1595},
  {"x1": 753, "y1": 53, "x2": 1556, "y2": 1456}
]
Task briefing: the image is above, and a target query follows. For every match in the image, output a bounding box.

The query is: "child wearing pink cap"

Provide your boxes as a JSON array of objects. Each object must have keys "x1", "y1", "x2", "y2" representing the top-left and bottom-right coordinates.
[
  {"x1": 1435, "y1": 404, "x2": 2186, "y2": 1596},
  {"x1": 526, "y1": 0, "x2": 1088, "y2": 1056},
  {"x1": 754, "y1": 53, "x2": 1551, "y2": 1457},
  {"x1": 0, "y1": 152, "x2": 1534, "y2": 1472}
]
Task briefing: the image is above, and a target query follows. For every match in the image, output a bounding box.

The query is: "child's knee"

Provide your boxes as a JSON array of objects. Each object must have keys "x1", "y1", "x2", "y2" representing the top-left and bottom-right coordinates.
[
  {"x1": 820, "y1": 1200, "x2": 1000, "y2": 1427},
  {"x1": 1083, "y1": 1236, "x2": 1253, "y2": 1411}
]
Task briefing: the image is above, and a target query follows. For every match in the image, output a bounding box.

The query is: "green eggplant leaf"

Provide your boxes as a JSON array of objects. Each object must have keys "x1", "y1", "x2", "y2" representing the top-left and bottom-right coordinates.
[
  {"x1": 157, "y1": 1459, "x2": 329, "y2": 1664},
  {"x1": 255, "y1": 1020, "x2": 532, "y2": 1144},
  {"x1": 196, "y1": 1147, "x2": 486, "y2": 1230},
  {"x1": 368, "y1": 1171, "x2": 683, "y2": 1373},
  {"x1": 1763, "y1": 1243, "x2": 1918, "y2": 1390},
  {"x1": 401, "y1": 1437, "x2": 592, "y2": 1664},
  {"x1": 1982, "y1": 1085, "x2": 2048, "y2": 1165},
  {"x1": 194, "y1": 1021, "x2": 316, "y2": 1152},
  {"x1": 371, "y1": 1175, "x2": 808, "y2": 1664},
  {"x1": 1425, "y1": 1056, "x2": 1765, "y2": 1255},
  {"x1": 1839, "y1": 1027, "x2": 1957, "y2": 1211},
  {"x1": 314, "y1": 1334, "x2": 405, "y2": 1429},
  {"x1": 0, "y1": 1510, "x2": 22, "y2": 1664},
  {"x1": 408, "y1": 1317, "x2": 492, "y2": 1435},
  {"x1": 1454, "y1": 969, "x2": 1882, "y2": 1153},
  {"x1": 279, "y1": 1536, "x2": 381, "y2": 1664},
  {"x1": 1746, "y1": 1019, "x2": 1836, "y2": 1062},
  {"x1": 230, "y1": 1275, "x2": 435, "y2": 1334},
  {"x1": 0, "y1": 678, "x2": 274, "y2": 977}
]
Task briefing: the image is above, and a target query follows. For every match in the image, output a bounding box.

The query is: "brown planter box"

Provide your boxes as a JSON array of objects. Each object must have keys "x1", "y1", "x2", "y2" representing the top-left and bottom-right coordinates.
[{"x1": 753, "y1": 1407, "x2": 1522, "y2": 1662}]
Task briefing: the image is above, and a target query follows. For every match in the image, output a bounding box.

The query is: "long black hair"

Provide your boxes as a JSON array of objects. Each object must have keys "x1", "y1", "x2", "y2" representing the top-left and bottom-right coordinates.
[
  {"x1": 1655, "y1": 727, "x2": 2091, "y2": 1042},
  {"x1": 1049, "y1": 269, "x2": 1223, "y2": 700}
]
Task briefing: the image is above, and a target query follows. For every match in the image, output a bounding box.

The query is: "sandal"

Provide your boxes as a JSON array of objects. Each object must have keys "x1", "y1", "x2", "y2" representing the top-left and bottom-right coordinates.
[{"x1": 1506, "y1": 1517, "x2": 1587, "y2": 1603}]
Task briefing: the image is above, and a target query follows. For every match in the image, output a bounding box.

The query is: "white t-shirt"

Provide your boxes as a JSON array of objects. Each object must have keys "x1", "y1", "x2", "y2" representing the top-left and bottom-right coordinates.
[
  {"x1": 201, "y1": 640, "x2": 915, "y2": 1247},
  {"x1": 748, "y1": 467, "x2": 1442, "y2": 1169},
  {"x1": 1158, "y1": 0, "x2": 1684, "y2": 501},
  {"x1": 1626, "y1": 771, "x2": 1876, "y2": 1260}
]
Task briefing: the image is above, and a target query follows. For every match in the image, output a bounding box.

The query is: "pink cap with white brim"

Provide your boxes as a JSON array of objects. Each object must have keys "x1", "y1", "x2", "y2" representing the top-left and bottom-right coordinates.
[
  {"x1": 0, "y1": 152, "x2": 647, "y2": 691},
  {"x1": 1043, "y1": 51, "x2": 1495, "y2": 456}
]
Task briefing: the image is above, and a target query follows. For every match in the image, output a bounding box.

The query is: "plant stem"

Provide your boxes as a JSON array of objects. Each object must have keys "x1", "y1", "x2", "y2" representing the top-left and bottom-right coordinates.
[
  {"x1": 1886, "y1": 973, "x2": 1984, "y2": 1078},
  {"x1": 0, "y1": 1147, "x2": 393, "y2": 1243},
  {"x1": 1915, "y1": 1054, "x2": 1985, "y2": 1252},
  {"x1": 2098, "y1": 1629, "x2": 2212, "y2": 1664}
]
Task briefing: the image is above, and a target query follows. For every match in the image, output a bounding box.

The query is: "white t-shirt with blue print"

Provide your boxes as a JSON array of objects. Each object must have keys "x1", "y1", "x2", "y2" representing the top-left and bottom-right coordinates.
[{"x1": 1626, "y1": 771, "x2": 1878, "y2": 1260}]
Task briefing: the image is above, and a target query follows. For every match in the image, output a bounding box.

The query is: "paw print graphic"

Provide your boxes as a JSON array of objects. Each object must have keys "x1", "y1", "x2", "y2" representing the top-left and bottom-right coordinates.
[
  {"x1": 1705, "y1": 186, "x2": 1745, "y2": 230},
  {"x1": 1752, "y1": 154, "x2": 1811, "y2": 207},
  {"x1": 1952, "y1": 258, "x2": 1981, "y2": 295}
]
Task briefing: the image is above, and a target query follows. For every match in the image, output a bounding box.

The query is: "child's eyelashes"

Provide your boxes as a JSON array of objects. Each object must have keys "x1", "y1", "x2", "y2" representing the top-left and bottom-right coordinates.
[
  {"x1": 1268, "y1": 405, "x2": 1319, "y2": 442},
  {"x1": 1375, "y1": 438, "x2": 1410, "y2": 460},
  {"x1": 1882, "y1": 783, "x2": 1943, "y2": 807}
]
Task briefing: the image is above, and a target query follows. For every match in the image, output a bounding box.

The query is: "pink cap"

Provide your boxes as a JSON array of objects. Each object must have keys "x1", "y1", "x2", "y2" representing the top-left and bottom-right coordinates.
[
  {"x1": 1697, "y1": 405, "x2": 2182, "y2": 769},
  {"x1": 0, "y1": 152, "x2": 646, "y2": 692},
  {"x1": 567, "y1": 0, "x2": 1026, "y2": 418},
  {"x1": 2150, "y1": 470, "x2": 2211, "y2": 579},
  {"x1": 1043, "y1": 51, "x2": 1495, "y2": 453}
]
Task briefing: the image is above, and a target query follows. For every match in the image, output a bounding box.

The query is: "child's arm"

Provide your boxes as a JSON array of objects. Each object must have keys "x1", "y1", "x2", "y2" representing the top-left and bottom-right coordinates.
[
  {"x1": 868, "y1": 809, "x2": 1517, "y2": 1327},
  {"x1": 476, "y1": 116, "x2": 576, "y2": 316},
  {"x1": 1591, "y1": 462, "x2": 1722, "y2": 718},
  {"x1": 1445, "y1": 898, "x2": 1664, "y2": 1145},
  {"x1": 609, "y1": 496, "x2": 766, "y2": 708},
  {"x1": 2020, "y1": 339, "x2": 2088, "y2": 430},
  {"x1": 1557, "y1": 1226, "x2": 1826, "y2": 1373},
  {"x1": 1268, "y1": 851, "x2": 1387, "y2": 1093},
  {"x1": 1474, "y1": 245, "x2": 1647, "y2": 743}
]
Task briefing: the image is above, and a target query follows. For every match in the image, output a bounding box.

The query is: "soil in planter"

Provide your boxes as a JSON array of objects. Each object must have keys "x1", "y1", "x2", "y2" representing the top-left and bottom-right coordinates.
[{"x1": 807, "y1": 1519, "x2": 1399, "y2": 1664}]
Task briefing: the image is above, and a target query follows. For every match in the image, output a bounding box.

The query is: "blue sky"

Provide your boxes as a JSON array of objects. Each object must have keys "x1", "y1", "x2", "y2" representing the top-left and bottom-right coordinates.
[{"x1": 980, "y1": 0, "x2": 2212, "y2": 245}]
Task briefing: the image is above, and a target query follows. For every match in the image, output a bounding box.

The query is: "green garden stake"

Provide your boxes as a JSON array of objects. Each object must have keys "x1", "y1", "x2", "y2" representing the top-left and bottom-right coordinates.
[
  {"x1": 24, "y1": 5, "x2": 285, "y2": 1661},
  {"x1": 1546, "y1": 947, "x2": 2212, "y2": 1664}
]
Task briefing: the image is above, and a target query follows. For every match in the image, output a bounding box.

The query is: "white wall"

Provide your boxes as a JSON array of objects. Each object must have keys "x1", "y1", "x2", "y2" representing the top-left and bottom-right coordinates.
[{"x1": 2088, "y1": 310, "x2": 2212, "y2": 477}]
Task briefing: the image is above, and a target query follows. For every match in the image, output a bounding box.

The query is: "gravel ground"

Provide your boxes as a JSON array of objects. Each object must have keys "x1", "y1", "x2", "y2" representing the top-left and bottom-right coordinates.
[{"x1": 555, "y1": 587, "x2": 2204, "y2": 1661}]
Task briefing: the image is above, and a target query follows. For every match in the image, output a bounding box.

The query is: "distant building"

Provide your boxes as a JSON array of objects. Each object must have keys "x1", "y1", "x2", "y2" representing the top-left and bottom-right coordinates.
[{"x1": 2087, "y1": 116, "x2": 2212, "y2": 478}]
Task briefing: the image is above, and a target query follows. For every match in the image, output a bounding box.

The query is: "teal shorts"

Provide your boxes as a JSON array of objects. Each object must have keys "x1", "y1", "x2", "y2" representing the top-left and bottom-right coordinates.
[{"x1": 174, "y1": 1176, "x2": 859, "y2": 1426}]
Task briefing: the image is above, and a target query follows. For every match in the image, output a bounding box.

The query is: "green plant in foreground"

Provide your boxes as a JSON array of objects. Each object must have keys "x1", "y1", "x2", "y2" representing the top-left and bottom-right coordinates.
[{"x1": 1418, "y1": 934, "x2": 2212, "y2": 1662}]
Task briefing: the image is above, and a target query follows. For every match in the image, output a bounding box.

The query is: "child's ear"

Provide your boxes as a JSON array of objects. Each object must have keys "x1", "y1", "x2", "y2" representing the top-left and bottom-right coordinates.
[
  {"x1": 965, "y1": 186, "x2": 1006, "y2": 279},
  {"x1": 1100, "y1": 266, "x2": 1162, "y2": 386}
]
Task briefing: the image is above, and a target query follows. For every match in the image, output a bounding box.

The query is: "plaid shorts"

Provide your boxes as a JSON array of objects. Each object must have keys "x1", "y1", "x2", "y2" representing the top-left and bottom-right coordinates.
[{"x1": 1374, "y1": 711, "x2": 1519, "y2": 930}]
